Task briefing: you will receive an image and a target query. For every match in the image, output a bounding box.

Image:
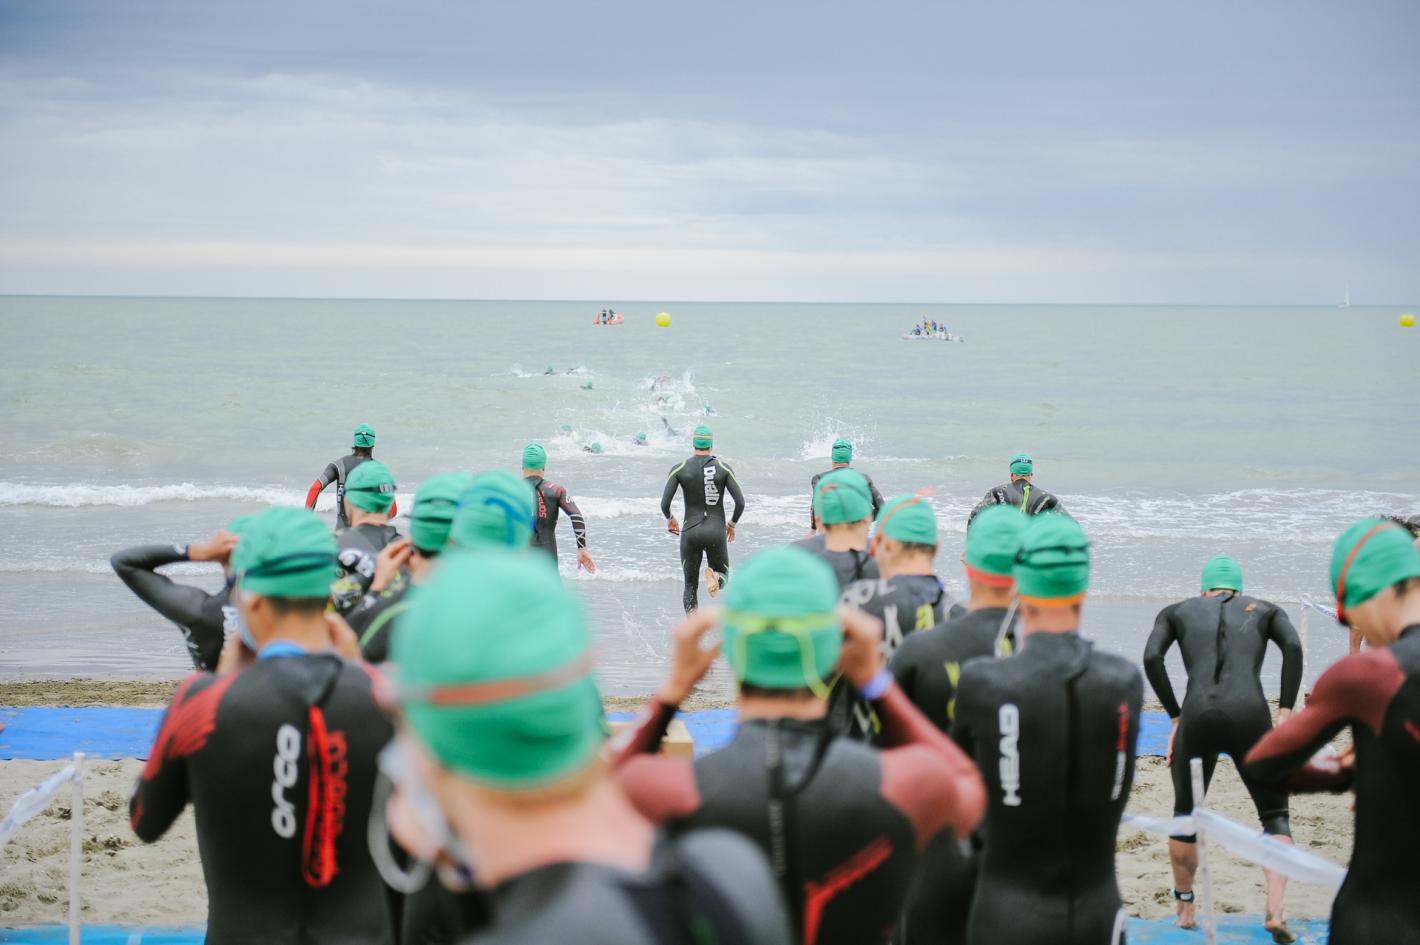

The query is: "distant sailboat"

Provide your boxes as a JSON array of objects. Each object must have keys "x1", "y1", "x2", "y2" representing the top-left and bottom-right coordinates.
[{"x1": 1338, "y1": 284, "x2": 1351, "y2": 309}]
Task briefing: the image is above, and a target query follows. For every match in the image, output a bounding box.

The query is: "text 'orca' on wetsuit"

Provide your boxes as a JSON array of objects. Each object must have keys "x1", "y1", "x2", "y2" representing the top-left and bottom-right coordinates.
[
  {"x1": 130, "y1": 653, "x2": 395, "y2": 945},
  {"x1": 111, "y1": 543, "x2": 236, "y2": 671},
  {"x1": 1244, "y1": 625, "x2": 1420, "y2": 945},
  {"x1": 967, "y1": 481, "x2": 1064, "y2": 528},
  {"x1": 809, "y1": 469, "x2": 884, "y2": 530},
  {"x1": 527, "y1": 475, "x2": 588, "y2": 561},
  {"x1": 1143, "y1": 593, "x2": 1302, "y2": 837},
  {"x1": 330, "y1": 522, "x2": 402, "y2": 616},
  {"x1": 661, "y1": 454, "x2": 745, "y2": 612},
  {"x1": 952, "y1": 632, "x2": 1141, "y2": 945}
]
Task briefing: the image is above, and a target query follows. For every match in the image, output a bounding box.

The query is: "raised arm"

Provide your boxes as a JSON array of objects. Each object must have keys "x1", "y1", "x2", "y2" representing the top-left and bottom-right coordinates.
[
  {"x1": 111, "y1": 544, "x2": 214, "y2": 629},
  {"x1": 1142, "y1": 606, "x2": 1182, "y2": 718},
  {"x1": 1266, "y1": 605, "x2": 1304, "y2": 711}
]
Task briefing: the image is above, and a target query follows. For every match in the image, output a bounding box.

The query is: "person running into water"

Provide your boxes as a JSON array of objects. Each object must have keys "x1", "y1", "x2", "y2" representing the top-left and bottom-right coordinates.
[
  {"x1": 967, "y1": 453, "x2": 1065, "y2": 527},
  {"x1": 1143, "y1": 555, "x2": 1303, "y2": 940},
  {"x1": 381, "y1": 551, "x2": 793, "y2": 945},
  {"x1": 111, "y1": 526, "x2": 243, "y2": 671},
  {"x1": 613, "y1": 546, "x2": 986, "y2": 945},
  {"x1": 305, "y1": 423, "x2": 396, "y2": 528},
  {"x1": 330, "y1": 460, "x2": 402, "y2": 616},
  {"x1": 1245, "y1": 518, "x2": 1420, "y2": 945},
  {"x1": 130, "y1": 507, "x2": 394, "y2": 945},
  {"x1": 889, "y1": 505, "x2": 1026, "y2": 945},
  {"x1": 809, "y1": 438, "x2": 883, "y2": 532},
  {"x1": 952, "y1": 513, "x2": 1141, "y2": 945},
  {"x1": 793, "y1": 469, "x2": 880, "y2": 589},
  {"x1": 831, "y1": 492, "x2": 960, "y2": 740},
  {"x1": 661, "y1": 425, "x2": 744, "y2": 612},
  {"x1": 522, "y1": 444, "x2": 596, "y2": 573}
]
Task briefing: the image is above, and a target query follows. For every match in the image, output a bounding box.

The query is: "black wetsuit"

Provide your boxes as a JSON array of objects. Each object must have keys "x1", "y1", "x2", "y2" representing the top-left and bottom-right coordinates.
[
  {"x1": 1143, "y1": 593, "x2": 1302, "y2": 837},
  {"x1": 952, "y1": 632, "x2": 1142, "y2": 945},
  {"x1": 829, "y1": 574, "x2": 962, "y2": 741},
  {"x1": 469, "y1": 830, "x2": 790, "y2": 945},
  {"x1": 661, "y1": 454, "x2": 745, "y2": 612},
  {"x1": 809, "y1": 468, "x2": 884, "y2": 530},
  {"x1": 330, "y1": 522, "x2": 401, "y2": 617},
  {"x1": 967, "y1": 480, "x2": 1065, "y2": 528},
  {"x1": 347, "y1": 582, "x2": 412, "y2": 663},
  {"x1": 111, "y1": 543, "x2": 236, "y2": 671},
  {"x1": 310, "y1": 453, "x2": 373, "y2": 529},
  {"x1": 791, "y1": 536, "x2": 879, "y2": 590},
  {"x1": 130, "y1": 650, "x2": 395, "y2": 945},
  {"x1": 527, "y1": 475, "x2": 588, "y2": 563},
  {"x1": 616, "y1": 684, "x2": 983, "y2": 945},
  {"x1": 889, "y1": 605, "x2": 1014, "y2": 945},
  {"x1": 1244, "y1": 625, "x2": 1420, "y2": 945}
]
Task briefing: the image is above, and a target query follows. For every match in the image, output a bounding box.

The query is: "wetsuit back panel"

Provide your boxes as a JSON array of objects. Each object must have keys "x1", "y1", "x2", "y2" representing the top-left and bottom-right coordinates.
[{"x1": 662, "y1": 455, "x2": 745, "y2": 612}]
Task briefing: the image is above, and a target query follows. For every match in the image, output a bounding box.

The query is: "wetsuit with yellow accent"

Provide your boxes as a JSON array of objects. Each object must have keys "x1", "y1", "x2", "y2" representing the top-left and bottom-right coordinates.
[
  {"x1": 809, "y1": 468, "x2": 884, "y2": 531},
  {"x1": 829, "y1": 575, "x2": 963, "y2": 741},
  {"x1": 887, "y1": 606, "x2": 1013, "y2": 945},
  {"x1": 613, "y1": 682, "x2": 983, "y2": 945},
  {"x1": 129, "y1": 649, "x2": 395, "y2": 945},
  {"x1": 306, "y1": 453, "x2": 398, "y2": 528},
  {"x1": 526, "y1": 474, "x2": 588, "y2": 563},
  {"x1": 967, "y1": 480, "x2": 1063, "y2": 528},
  {"x1": 1243, "y1": 625, "x2": 1420, "y2": 945},
  {"x1": 111, "y1": 543, "x2": 236, "y2": 671},
  {"x1": 347, "y1": 582, "x2": 411, "y2": 663},
  {"x1": 330, "y1": 522, "x2": 401, "y2": 617},
  {"x1": 661, "y1": 454, "x2": 745, "y2": 612},
  {"x1": 952, "y1": 632, "x2": 1142, "y2": 945},
  {"x1": 1143, "y1": 593, "x2": 1302, "y2": 838}
]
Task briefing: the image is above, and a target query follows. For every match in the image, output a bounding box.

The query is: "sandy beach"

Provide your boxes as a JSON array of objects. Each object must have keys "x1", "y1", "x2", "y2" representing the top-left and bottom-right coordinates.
[{"x1": 1, "y1": 680, "x2": 1353, "y2": 930}]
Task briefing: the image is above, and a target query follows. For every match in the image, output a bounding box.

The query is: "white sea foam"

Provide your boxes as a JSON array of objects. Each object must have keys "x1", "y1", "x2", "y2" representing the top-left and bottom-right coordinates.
[{"x1": 0, "y1": 481, "x2": 414, "y2": 516}]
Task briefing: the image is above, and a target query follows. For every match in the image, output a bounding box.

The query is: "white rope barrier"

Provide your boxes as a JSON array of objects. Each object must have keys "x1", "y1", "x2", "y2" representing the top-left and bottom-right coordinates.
[{"x1": 0, "y1": 752, "x2": 86, "y2": 945}]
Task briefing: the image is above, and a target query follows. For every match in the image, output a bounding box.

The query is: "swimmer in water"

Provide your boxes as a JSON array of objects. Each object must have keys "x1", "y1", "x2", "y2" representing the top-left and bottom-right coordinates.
[
  {"x1": 967, "y1": 453, "x2": 1065, "y2": 528},
  {"x1": 305, "y1": 423, "x2": 397, "y2": 529},
  {"x1": 522, "y1": 444, "x2": 595, "y2": 574},
  {"x1": 809, "y1": 439, "x2": 883, "y2": 533},
  {"x1": 660, "y1": 425, "x2": 744, "y2": 612}
]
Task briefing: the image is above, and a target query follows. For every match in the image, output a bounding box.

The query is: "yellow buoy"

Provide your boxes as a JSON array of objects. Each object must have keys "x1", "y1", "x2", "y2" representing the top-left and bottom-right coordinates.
[
  {"x1": 1401, "y1": 313, "x2": 1416, "y2": 327},
  {"x1": 656, "y1": 311, "x2": 672, "y2": 328}
]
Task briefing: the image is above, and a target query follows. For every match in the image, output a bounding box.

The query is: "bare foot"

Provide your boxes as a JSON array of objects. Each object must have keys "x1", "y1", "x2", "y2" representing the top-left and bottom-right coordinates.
[
  {"x1": 1175, "y1": 900, "x2": 1196, "y2": 930},
  {"x1": 705, "y1": 567, "x2": 722, "y2": 597}
]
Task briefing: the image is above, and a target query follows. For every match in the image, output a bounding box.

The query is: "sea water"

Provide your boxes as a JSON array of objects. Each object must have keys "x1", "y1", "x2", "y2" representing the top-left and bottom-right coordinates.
[{"x1": 1, "y1": 296, "x2": 1415, "y2": 695}]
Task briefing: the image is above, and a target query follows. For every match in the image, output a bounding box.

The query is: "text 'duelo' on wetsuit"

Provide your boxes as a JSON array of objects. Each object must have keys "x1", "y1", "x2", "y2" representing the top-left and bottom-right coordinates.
[
  {"x1": 1244, "y1": 625, "x2": 1420, "y2": 945},
  {"x1": 111, "y1": 543, "x2": 237, "y2": 671},
  {"x1": 130, "y1": 653, "x2": 395, "y2": 945},
  {"x1": 661, "y1": 454, "x2": 744, "y2": 612},
  {"x1": 952, "y1": 632, "x2": 1142, "y2": 945},
  {"x1": 1143, "y1": 593, "x2": 1302, "y2": 836},
  {"x1": 527, "y1": 475, "x2": 588, "y2": 562}
]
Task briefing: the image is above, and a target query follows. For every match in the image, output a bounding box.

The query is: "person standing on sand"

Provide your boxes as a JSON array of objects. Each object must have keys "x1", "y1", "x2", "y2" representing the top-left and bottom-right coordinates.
[
  {"x1": 522, "y1": 443, "x2": 596, "y2": 573},
  {"x1": 612, "y1": 546, "x2": 986, "y2": 945},
  {"x1": 305, "y1": 423, "x2": 396, "y2": 528},
  {"x1": 661, "y1": 425, "x2": 745, "y2": 612},
  {"x1": 1142, "y1": 555, "x2": 1303, "y2": 942},
  {"x1": 952, "y1": 513, "x2": 1141, "y2": 945},
  {"x1": 130, "y1": 507, "x2": 394, "y2": 945},
  {"x1": 1245, "y1": 518, "x2": 1420, "y2": 945},
  {"x1": 809, "y1": 438, "x2": 883, "y2": 532},
  {"x1": 330, "y1": 460, "x2": 403, "y2": 617},
  {"x1": 967, "y1": 453, "x2": 1064, "y2": 528},
  {"x1": 381, "y1": 551, "x2": 793, "y2": 945}
]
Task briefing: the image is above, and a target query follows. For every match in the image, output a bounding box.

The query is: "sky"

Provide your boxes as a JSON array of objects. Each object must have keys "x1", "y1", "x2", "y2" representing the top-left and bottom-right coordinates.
[{"x1": 1, "y1": 1, "x2": 1417, "y2": 303}]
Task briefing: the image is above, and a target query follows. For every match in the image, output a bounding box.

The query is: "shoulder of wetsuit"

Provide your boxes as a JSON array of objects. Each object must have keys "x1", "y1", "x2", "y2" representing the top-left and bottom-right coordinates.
[
  {"x1": 659, "y1": 828, "x2": 794, "y2": 944},
  {"x1": 1090, "y1": 649, "x2": 1145, "y2": 691}
]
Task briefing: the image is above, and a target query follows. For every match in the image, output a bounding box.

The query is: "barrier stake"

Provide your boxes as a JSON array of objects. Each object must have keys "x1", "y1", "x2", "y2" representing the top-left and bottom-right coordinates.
[
  {"x1": 1191, "y1": 758, "x2": 1217, "y2": 945},
  {"x1": 1298, "y1": 596, "x2": 1310, "y2": 688},
  {"x1": 69, "y1": 751, "x2": 84, "y2": 945}
]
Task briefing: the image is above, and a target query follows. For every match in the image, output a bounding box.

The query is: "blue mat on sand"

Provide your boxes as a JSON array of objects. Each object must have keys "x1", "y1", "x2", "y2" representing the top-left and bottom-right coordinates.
[
  {"x1": 0, "y1": 706, "x2": 1174, "y2": 761},
  {"x1": 0, "y1": 917, "x2": 1333, "y2": 943}
]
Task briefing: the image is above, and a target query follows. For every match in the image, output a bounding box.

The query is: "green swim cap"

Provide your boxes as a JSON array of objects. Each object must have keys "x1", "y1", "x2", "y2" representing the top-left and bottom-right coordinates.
[
  {"x1": 693, "y1": 425, "x2": 714, "y2": 450},
  {"x1": 523, "y1": 443, "x2": 547, "y2": 470},
  {"x1": 588, "y1": 442, "x2": 603, "y2": 454},
  {"x1": 345, "y1": 460, "x2": 397, "y2": 514},
  {"x1": 723, "y1": 547, "x2": 841, "y2": 692},
  {"x1": 450, "y1": 470, "x2": 535, "y2": 550},
  {"x1": 353, "y1": 423, "x2": 376, "y2": 448},
  {"x1": 1014, "y1": 512, "x2": 1089, "y2": 604},
  {"x1": 636, "y1": 432, "x2": 647, "y2": 443},
  {"x1": 814, "y1": 468, "x2": 873, "y2": 525},
  {"x1": 965, "y1": 505, "x2": 1026, "y2": 582},
  {"x1": 393, "y1": 551, "x2": 604, "y2": 788},
  {"x1": 1009, "y1": 453, "x2": 1033, "y2": 476},
  {"x1": 230, "y1": 507, "x2": 337, "y2": 599},
  {"x1": 410, "y1": 472, "x2": 477, "y2": 553},
  {"x1": 1331, "y1": 517, "x2": 1420, "y2": 622},
  {"x1": 876, "y1": 493, "x2": 938, "y2": 545},
  {"x1": 831, "y1": 438, "x2": 853, "y2": 464},
  {"x1": 1201, "y1": 555, "x2": 1243, "y2": 593}
]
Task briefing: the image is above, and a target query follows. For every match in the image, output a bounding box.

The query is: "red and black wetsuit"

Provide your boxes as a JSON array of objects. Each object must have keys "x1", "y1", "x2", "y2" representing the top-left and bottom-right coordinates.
[
  {"x1": 613, "y1": 683, "x2": 983, "y2": 945},
  {"x1": 526, "y1": 475, "x2": 588, "y2": 563},
  {"x1": 130, "y1": 647, "x2": 395, "y2": 945},
  {"x1": 305, "y1": 453, "x2": 396, "y2": 528},
  {"x1": 952, "y1": 631, "x2": 1142, "y2": 945},
  {"x1": 1243, "y1": 625, "x2": 1420, "y2": 945}
]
